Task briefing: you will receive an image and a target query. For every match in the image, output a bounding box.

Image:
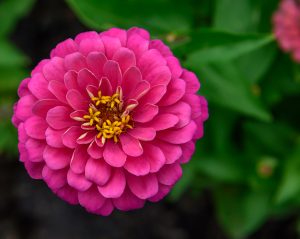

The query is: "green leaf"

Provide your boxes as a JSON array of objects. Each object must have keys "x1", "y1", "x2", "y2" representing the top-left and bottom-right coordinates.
[
  {"x1": 214, "y1": 0, "x2": 259, "y2": 33},
  {"x1": 195, "y1": 62, "x2": 271, "y2": 121},
  {"x1": 0, "y1": 40, "x2": 28, "y2": 66},
  {"x1": 214, "y1": 187, "x2": 271, "y2": 239},
  {"x1": 66, "y1": 0, "x2": 193, "y2": 33},
  {"x1": 275, "y1": 141, "x2": 300, "y2": 204},
  {"x1": 0, "y1": 66, "x2": 27, "y2": 93},
  {"x1": 185, "y1": 32, "x2": 274, "y2": 65},
  {"x1": 0, "y1": 0, "x2": 36, "y2": 37}
]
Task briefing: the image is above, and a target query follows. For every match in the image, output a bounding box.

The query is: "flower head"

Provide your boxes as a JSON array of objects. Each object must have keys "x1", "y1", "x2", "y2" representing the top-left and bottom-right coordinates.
[
  {"x1": 12, "y1": 27, "x2": 208, "y2": 215},
  {"x1": 273, "y1": 0, "x2": 300, "y2": 61}
]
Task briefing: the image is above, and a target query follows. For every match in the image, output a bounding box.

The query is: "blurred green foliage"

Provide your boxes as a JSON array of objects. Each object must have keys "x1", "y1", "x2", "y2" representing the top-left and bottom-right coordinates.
[{"x1": 1, "y1": 0, "x2": 300, "y2": 237}]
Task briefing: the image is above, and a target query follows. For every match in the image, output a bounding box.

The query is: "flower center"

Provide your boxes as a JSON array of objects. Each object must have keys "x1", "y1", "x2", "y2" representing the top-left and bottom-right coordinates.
[{"x1": 82, "y1": 87, "x2": 133, "y2": 144}]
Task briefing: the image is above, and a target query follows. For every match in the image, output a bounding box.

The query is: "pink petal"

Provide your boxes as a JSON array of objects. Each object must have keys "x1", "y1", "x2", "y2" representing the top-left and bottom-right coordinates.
[
  {"x1": 25, "y1": 138, "x2": 46, "y2": 162},
  {"x1": 64, "y1": 52, "x2": 87, "y2": 72},
  {"x1": 143, "y1": 113, "x2": 179, "y2": 131},
  {"x1": 128, "y1": 127, "x2": 156, "y2": 141},
  {"x1": 64, "y1": 70, "x2": 79, "y2": 90},
  {"x1": 144, "y1": 143, "x2": 165, "y2": 173},
  {"x1": 127, "y1": 33, "x2": 149, "y2": 59},
  {"x1": 77, "y1": 68, "x2": 99, "y2": 89},
  {"x1": 157, "y1": 163, "x2": 182, "y2": 186},
  {"x1": 183, "y1": 94, "x2": 202, "y2": 118},
  {"x1": 119, "y1": 134, "x2": 143, "y2": 157},
  {"x1": 74, "y1": 31, "x2": 99, "y2": 44},
  {"x1": 122, "y1": 66, "x2": 142, "y2": 97},
  {"x1": 124, "y1": 156, "x2": 150, "y2": 176},
  {"x1": 126, "y1": 80, "x2": 150, "y2": 101},
  {"x1": 50, "y1": 38, "x2": 78, "y2": 58},
  {"x1": 127, "y1": 173, "x2": 158, "y2": 199},
  {"x1": 179, "y1": 141, "x2": 195, "y2": 164},
  {"x1": 149, "y1": 184, "x2": 171, "y2": 202},
  {"x1": 15, "y1": 95, "x2": 36, "y2": 121},
  {"x1": 132, "y1": 104, "x2": 158, "y2": 123},
  {"x1": 103, "y1": 60, "x2": 122, "y2": 91},
  {"x1": 181, "y1": 69, "x2": 200, "y2": 94},
  {"x1": 101, "y1": 36, "x2": 122, "y2": 59},
  {"x1": 66, "y1": 89, "x2": 89, "y2": 110},
  {"x1": 128, "y1": 27, "x2": 150, "y2": 40},
  {"x1": 158, "y1": 78, "x2": 186, "y2": 106},
  {"x1": 46, "y1": 106, "x2": 74, "y2": 130},
  {"x1": 113, "y1": 188, "x2": 145, "y2": 211},
  {"x1": 138, "y1": 84, "x2": 166, "y2": 105},
  {"x1": 48, "y1": 80, "x2": 68, "y2": 104},
  {"x1": 87, "y1": 140, "x2": 103, "y2": 159},
  {"x1": 104, "y1": 28, "x2": 127, "y2": 45},
  {"x1": 85, "y1": 158, "x2": 111, "y2": 186},
  {"x1": 95, "y1": 199, "x2": 114, "y2": 216},
  {"x1": 76, "y1": 131, "x2": 95, "y2": 145},
  {"x1": 86, "y1": 52, "x2": 107, "y2": 79},
  {"x1": 24, "y1": 116, "x2": 47, "y2": 140},
  {"x1": 24, "y1": 161, "x2": 44, "y2": 179},
  {"x1": 138, "y1": 49, "x2": 166, "y2": 77},
  {"x1": 158, "y1": 121, "x2": 197, "y2": 144},
  {"x1": 17, "y1": 78, "x2": 30, "y2": 97},
  {"x1": 32, "y1": 99, "x2": 61, "y2": 118},
  {"x1": 55, "y1": 185, "x2": 78, "y2": 205},
  {"x1": 45, "y1": 127, "x2": 65, "y2": 148},
  {"x1": 103, "y1": 140, "x2": 127, "y2": 167},
  {"x1": 18, "y1": 123, "x2": 27, "y2": 143},
  {"x1": 166, "y1": 56, "x2": 183, "y2": 79},
  {"x1": 42, "y1": 166, "x2": 67, "y2": 189},
  {"x1": 42, "y1": 57, "x2": 65, "y2": 82},
  {"x1": 62, "y1": 126, "x2": 83, "y2": 148},
  {"x1": 145, "y1": 65, "x2": 171, "y2": 86},
  {"x1": 79, "y1": 37, "x2": 105, "y2": 56},
  {"x1": 99, "y1": 77, "x2": 112, "y2": 96},
  {"x1": 28, "y1": 73, "x2": 54, "y2": 99},
  {"x1": 43, "y1": 146, "x2": 72, "y2": 170},
  {"x1": 113, "y1": 47, "x2": 136, "y2": 73},
  {"x1": 154, "y1": 140, "x2": 182, "y2": 164},
  {"x1": 98, "y1": 168, "x2": 126, "y2": 198},
  {"x1": 149, "y1": 39, "x2": 172, "y2": 57},
  {"x1": 67, "y1": 170, "x2": 92, "y2": 191},
  {"x1": 70, "y1": 145, "x2": 89, "y2": 174},
  {"x1": 31, "y1": 59, "x2": 49, "y2": 77},
  {"x1": 78, "y1": 186, "x2": 105, "y2": 211}
]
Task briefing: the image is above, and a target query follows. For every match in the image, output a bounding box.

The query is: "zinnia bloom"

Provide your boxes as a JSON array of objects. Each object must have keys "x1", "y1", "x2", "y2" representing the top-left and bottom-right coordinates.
[
  {"x1": 12, "y1": 27, "x2": 208, "y2": 215},
  {"x1": 273, "y1": 0, "x2": 300, "y2": 61}
]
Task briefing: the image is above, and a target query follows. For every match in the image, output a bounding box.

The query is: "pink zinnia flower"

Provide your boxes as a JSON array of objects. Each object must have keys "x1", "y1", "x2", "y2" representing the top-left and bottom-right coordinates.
[
  {"x1": 273, "y1": 0, "x2": 300, "y2": 61},
  {"x1": 12, "y1": 27, "x2": 208, "y2": 215}
]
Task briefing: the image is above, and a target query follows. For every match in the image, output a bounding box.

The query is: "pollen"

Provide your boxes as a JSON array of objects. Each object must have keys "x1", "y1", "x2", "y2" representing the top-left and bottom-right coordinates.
[{"x1": 81, "y1": 88, "x2": 133, "y2": 144}]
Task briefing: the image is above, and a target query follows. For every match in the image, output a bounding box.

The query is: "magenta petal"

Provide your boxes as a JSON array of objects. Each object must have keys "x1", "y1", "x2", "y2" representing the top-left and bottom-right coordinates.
[
  {"x1": 128, "y1": 127, "x2": 156, "y2": 141},
  {"x1": 55, "y1": 185, "x2": 78, "y2": 205},
  {"x1": 64, "y1": 70, "x2": 79, "y2": 90},
  {"x1": 48, "y1": 80, "x2": 68, "y2": 103},
  {"x1": 128, "y1": 27, "x2": 150, "y2": 40},
  {"x1": 144, "y1": 144, "x2": 165, "y2": 173},
  {"x1": 113, "y1": 47, "x2": 136, "y2": 73},
  {"x1": 103, "y1": 28, "x2": 127, "y2": 45},
  {"x1": 127, "y1": 33, "x2": 149, "y2": 59},
  {"x1": 31, "y1": 59, "x2": 49, "y2": 77},
  {"x1": 157, "y1": 163, "x2": 182, "y2": 186},
  {"x1": 78, "y1": 186, "x2": 105, "y2": 211},
  {"x1": 122, "y1": 66, "x2": 142, "y2": 97},
  {"x1": 132, "y1": 104, "x2": 158, "y2": 123},
  {"x1": 24, "y1": 161, "x2": 44, "y2": 179},
  {"x1": 138, "y1": 84, "x2": 166, "y2": 105},
  {"x1": 103, "y1": 60, "x2": 122, "y2": 91},
  {"x1": 159, "y1": 78, "x2": 186, "y2": 106},
  {"x1": 42, "y1": 57, "x2": 65, "y2": 82},
  {"x1": 70, "y1": 145, "x2": 89, "y2": 174},
  {"x1": 50, "y1": 38, "x2": 78, "y2": 58},
  {"x1": 75, "y1": 31, "x2": 99, "y2": 43},
  {"x1": 179, "y1": 141, "x2": 195, "y2": 164},
  {"x1": 145, "y1": 65, "x2": 171, "y2": 86},
  {"x1": 113, "y1": 187, "x2": 145, "y2": 211},
  {"x1": 144, "y1": 113, "x2": 179, "y2": 131},
  {"x1": 25, "y1": 138, "x2": 45, "y2": 162},
  {"x1": 86, "y1": 52, "x2": 107, "y2": 79},
  {"x1": 17, "y1": 78, "x2": 30, "y2": 97},
  {"x1": 79, "y1": 37, "x2": 104, "y2": 56},
  {"x1": 67, "y1": 170, "x2": 92, "y2": 191},
  {"x1": 101, "y1": 36, "x2": 122, "y2": 59},
  {"x1": 46, "y1": 106, "x2": 74, "y2": 130},
  {"x1": 124, "y1": 156, "x2": 150, "y2": 176},
  {"x1": 43, "y1": 146, "x2": 72, "y2": 170},
  {"x1": 64, "y1": 52, "x2": 87, "y2": 72},
  {"x1": 138, "y1": 49, "x2": 167, "y2": 76},
  {"x1": 95, "y1": 199, "x2": 114, "y2": 216},
  {"x1": 45, "y1": 127, "x2": 65, "y2": 148},
  {"x1": 103, "y1": 140, "x2": 127, "y2": 167},
  {"x1": 166, "y1": 56, "x2": 183, "y2": 78},
  {"x1": 99, "y1": 77, "x2": 113, "y2": 96},
  {"x1": 127, "y1": 173, "x2": 158, "y2": 199},
  {"x1": 126, "y1": 80, "x2": 150, "y2": 101},
  {"x1": 32, "y1": 99, "x2": 61, "y2": 118},
  {"x1": 163, "y1": 101, "x2": 192, "y2": 128},
  {"x1": 66, "y1": 89, "x2": 89, "y2": 110},
  {"x1": 87, "y1": 140, "x2": 103, "y2": 159},
  {"x1": 18, "y1": 123, "x2": 27, "y2": 143},
  {"x1": 42, "y1": 166, "x2": 67, "y2": 189},
  {"x1": 119, "y1": 134, "x2": 143, "y2": 157},
  {"x1": 158, "y1": 121, "x2": 197, "y2": 144},
  {"x1": 28, "y1": 73, "x2": 54, "y2": 99},
  {"x1": 98, "y1": 168, "x2": 126, "y2": 198},
  {"x1": 15, "y1": 95, "x2": 36, "y2": 121},
  {"x1": 154, "y1": 140, "x2": 182, "y2": 164},
  {"x1": 76, "y1": 131, "x2": 95, "y2": 145},
  {"x1": 149, "y1": 184, "x2": 171, "y2": 202},
  {"x1": 24, "y1": 116, "x2": 47, "y2": 140},
  {"x1": 85, "y1": 158, "x2": 111, "y2": 186},
  {"x1": 149, "y1": 39, "x2": 172, "y2": 57},
  {"x1": 181, "y1": 69, "x2": 200, "y2": 94},
  {"x1": 62, "y1": 126, "x2": 83, "y2": 148},
  {"x1": 77, "y1": 68, "x2": 99, "y2": 89}
]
